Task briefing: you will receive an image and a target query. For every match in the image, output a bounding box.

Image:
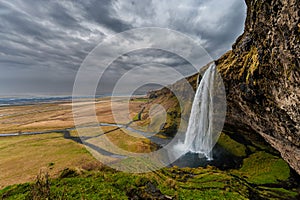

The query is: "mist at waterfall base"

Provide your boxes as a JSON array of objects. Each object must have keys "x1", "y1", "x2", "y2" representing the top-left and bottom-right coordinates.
[{"x1": 170, "y1": 64, "x2": 231, "y2": 169}]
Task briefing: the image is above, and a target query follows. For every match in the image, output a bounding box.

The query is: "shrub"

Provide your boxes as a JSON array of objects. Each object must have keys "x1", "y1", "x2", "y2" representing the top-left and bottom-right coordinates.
[{"x1": 31, "y1": 170, "x2": 51, "y2": 200}]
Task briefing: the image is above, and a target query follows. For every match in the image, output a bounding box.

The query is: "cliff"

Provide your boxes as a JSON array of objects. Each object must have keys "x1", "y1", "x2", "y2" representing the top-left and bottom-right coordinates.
[
  {"x1": 218, "y1": 0, "x2": 300, "y2": 174},
  {"x1": 142, "y1": 0, "x2": 300, "y2": 174}
]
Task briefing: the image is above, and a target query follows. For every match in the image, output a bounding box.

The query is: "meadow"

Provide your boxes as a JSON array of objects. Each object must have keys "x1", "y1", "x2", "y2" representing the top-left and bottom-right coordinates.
[{"x1": 0, "y1": 97, "x2": 299, "y2": 199}]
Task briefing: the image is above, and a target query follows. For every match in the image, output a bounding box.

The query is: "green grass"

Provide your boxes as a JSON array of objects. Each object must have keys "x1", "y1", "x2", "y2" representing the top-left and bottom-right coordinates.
[
  {"x1": 178, "y1": 189, "x2": 246, "y2": 200},
  {"x1": 217, "y1": 133, "x2": 247, "y2": 157},
  {"x1": 237, "y1": 151, "x2": 290, "y2": 184},
  {"x1": 104, "y1": 127, "x2": 157, "y2": 153},
  {"x1": 257, "y1": 187, "x2": 299, "y2": 199},
  {"x1": 0, "y1": 168, "x2": 247, "y2": 200},
  {"x1": 132, "y1": 113, "x2": 140, "y2": 121},
  {"x1": 1, "y1": 163, "x2": 298, "y2": 200},
  {"x1": 0, "y1": 184, "x2": 31, "y2": 199}
]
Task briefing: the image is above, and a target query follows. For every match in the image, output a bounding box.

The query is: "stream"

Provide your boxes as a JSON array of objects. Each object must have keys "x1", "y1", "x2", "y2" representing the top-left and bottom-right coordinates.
[
  {"x1": 0, "y1": 123, "x2": 170, "y2": 144},
  {"x1": 0, "y1": 123, "x2": 235, "y2": 169}
]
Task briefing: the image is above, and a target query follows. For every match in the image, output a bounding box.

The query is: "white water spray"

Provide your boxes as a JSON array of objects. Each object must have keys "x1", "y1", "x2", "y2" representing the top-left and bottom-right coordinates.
[{"x1": 181, "y1": 63, "x2": 220, "y2": 160}]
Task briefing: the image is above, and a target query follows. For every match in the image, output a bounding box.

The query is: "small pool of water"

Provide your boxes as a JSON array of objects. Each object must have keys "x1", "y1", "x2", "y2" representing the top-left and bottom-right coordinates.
[{"x1": 170, "y1": 144, "x2": 241, "y2": 170}]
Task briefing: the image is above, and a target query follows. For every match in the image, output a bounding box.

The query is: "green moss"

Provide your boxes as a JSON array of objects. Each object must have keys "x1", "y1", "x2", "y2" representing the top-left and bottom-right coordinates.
[
  {"x1": 218, "y1": 51, "x2": 238, "y2": 77},
  {"x1": 247, "y1": 145, "x2": 257, "y2": 153},
  {"x1": 245, "y1": 48, "x2": 259, "y2": 84},
  {"x1": 238, "y1": 151, "x2": 290, "y2": 184},
  {"x1": 237, "y1": 46, "x2": 260, "y2": 84},
  {"x1": 217, "y1": 133, "x2": 247, "y2": 157},
  {"x1": 258, "y1": 187, "x2": 298, "y2": 199},
  {"x1": 159, "y1": 106, "x2": 181, "y2": 136},
  {"x1": 1, "y1": 164, "x2": 298, "y2": 200},
  {"x1": 132, "y1": 113, "x2": 140, "y2": 121},
  {"x1": 217, "y1": 47, "x2": 260, "y2": 84},
  {"x1": 50, "y1": 177, "x2": 129, "y2": 199},
  {"x1": 0, "y1": 184, "x2": 31, "y2": 200},
  {"x1": 178, "y1": 189, "x2": 246, "y2": 200}
]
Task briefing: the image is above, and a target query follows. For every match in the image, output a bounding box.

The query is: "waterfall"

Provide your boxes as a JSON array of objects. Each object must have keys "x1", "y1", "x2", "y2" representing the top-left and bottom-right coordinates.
[{"x1": 182, "y1": 63, "x2": 218, "y2": 160}]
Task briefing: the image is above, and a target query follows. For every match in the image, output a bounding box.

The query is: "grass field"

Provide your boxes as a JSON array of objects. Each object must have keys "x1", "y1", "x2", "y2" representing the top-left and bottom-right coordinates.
[
  {"x1": 1, "y1": 164, "x2": 298, "y2": 199},
  {"x1": 1, "y1": 129, "x2": 299, "y2": 199},
  {"x1": 0, "y1": 97, "x2": 155, "y2": 189},
  {"x1": 0, "y1": 133, "x2": 95, "y2": 189},
  {"x1": 0, "y1": 98, "x2": 299, "y2": 199},
  {"x1": 0, "y1": 127, "x2": 157, "y2": 189},
  {"x1": 0, "y1": 97, "x2": 145, "y2": 134}
]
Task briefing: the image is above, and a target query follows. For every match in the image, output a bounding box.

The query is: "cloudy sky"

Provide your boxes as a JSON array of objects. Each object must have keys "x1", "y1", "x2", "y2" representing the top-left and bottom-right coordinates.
[{"x1": 0, "y1": 0, "x2": 246, "y2": 96}]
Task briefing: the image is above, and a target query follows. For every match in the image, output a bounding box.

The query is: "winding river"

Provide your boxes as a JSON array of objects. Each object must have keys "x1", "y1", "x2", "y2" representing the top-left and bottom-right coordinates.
[{"x1": 0, "y1": 123, "x2": 170, "y2": 146}]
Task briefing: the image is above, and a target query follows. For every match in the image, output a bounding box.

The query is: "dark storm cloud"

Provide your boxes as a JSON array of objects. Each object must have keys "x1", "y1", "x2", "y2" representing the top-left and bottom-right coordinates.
[
  {"x1": 0, "y1": 0, "x2": 246, "y2": 95},
  {"x1": 102, "y1": 49, "x2": 192, "y2": 81},
  {"x1": 0, "y1": 1, "x2": 93, "y2": 69},
  {"x1": 114, "y1": 0, "x2": 246, "y2": 57},
  {"x1": 114, "y1": 49, "x2": 189, "y2": 70},
  {"x1": 96, "y1": 48, "x2": 200, "y2": 95},
  {"x1": 78, "y1": 0, "x2": 132, "y2": 32}
]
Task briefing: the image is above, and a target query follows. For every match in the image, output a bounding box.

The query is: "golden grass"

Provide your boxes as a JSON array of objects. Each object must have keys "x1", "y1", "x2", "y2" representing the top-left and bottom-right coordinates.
[
  {"x1": 0, "y1": 133, "x2": 95, "y2": 189},
  {"x1": 74, "y1": 125, "x2": 157, "y2": 156},
  {"x1": 105, "y1": 127, "x2": 156, "y2": 153},
  {"x1": 0, "y1": 97, "x2": 156, "y2": 188},
  {"x1": 0, "y1": 97, "x2": 159, "y2": 189},
  {"x1": 0, "y1": 97, "x2": 145, "y2": 134}
]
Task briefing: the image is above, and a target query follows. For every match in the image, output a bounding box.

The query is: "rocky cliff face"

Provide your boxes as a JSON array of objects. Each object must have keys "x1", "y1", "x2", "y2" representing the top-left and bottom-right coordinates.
[
  {"x1": 143, "y1": 0, "x2": 300, "y2": 175},
  {"x1": 217, "y1": 0, "x2": 300, "y2": 174}
]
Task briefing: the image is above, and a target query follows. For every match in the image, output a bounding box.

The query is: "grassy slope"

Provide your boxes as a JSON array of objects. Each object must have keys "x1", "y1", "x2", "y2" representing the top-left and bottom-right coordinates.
[{"x1": 0, "y1": 164, "x2": 298, "y2": 200}]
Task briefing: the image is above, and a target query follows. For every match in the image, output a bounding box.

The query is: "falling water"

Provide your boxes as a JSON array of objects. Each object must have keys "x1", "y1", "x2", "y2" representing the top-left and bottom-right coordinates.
[{"x1": 182, "y1": 63, "x2": 218, "y2": 160}]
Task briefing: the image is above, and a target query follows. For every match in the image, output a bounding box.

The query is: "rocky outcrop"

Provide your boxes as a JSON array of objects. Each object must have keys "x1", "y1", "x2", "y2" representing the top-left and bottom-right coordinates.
[{"x1": 217, "y1": 0, "x2": 300, "y2": 174}]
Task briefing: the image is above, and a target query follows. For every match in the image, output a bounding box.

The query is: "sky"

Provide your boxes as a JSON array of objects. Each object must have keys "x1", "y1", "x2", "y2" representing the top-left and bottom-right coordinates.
[{"x1": 0, "y1": 0, "x2": 246, "y2": 96}]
